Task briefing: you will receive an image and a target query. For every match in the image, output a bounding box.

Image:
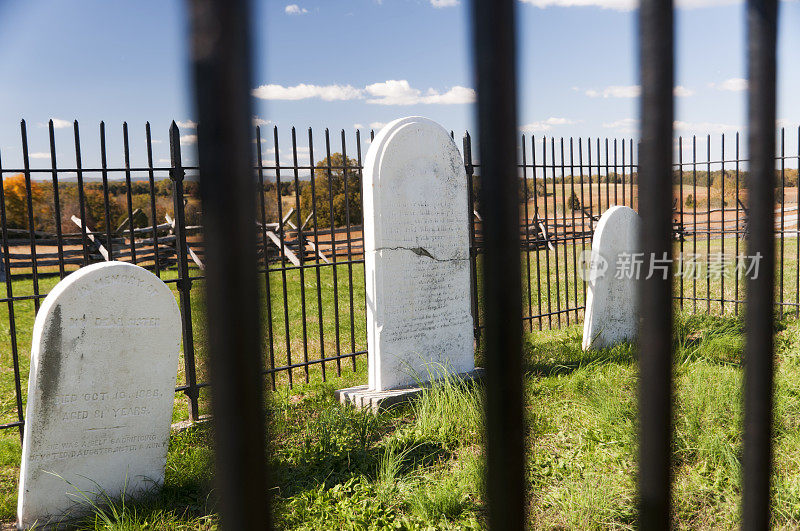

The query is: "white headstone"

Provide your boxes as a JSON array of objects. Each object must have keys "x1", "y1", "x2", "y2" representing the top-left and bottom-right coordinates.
[
  {"x1": 18, "y1": 261, "x2": 181, "y2": 528},
  {"x1": 582, "y1": 206, "x2": 641, "y2": 350},
  {"x1": 363, "y1": 117, "x2": 474, "y2": 391}
]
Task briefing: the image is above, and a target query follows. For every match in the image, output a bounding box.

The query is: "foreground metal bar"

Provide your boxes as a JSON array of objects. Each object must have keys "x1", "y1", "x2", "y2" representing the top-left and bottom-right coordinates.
[
  {"x1": 470, "y1": 0, "x2": 525, "y2": 529},
  {"x1": 743, "y1": 0, "x2": 778, "y2": 526},
  {"x1": 188, "y1": 0, "x2": 270, "y2": 528},
  {"x1": 637, "y1": 0, "x2": 674, "y2": 526}
]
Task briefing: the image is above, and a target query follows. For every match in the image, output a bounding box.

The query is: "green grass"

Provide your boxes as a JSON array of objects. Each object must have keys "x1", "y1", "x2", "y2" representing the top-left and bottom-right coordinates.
[
  {"x1": 62, "y1": 313, "x2": 800, "y2": 527},
  {"x1": 1, "y1": 313, "x2": 799, "y2": 527},
  {"x1": 1, "y1": 237, "x2": 800, "y2": 527}
]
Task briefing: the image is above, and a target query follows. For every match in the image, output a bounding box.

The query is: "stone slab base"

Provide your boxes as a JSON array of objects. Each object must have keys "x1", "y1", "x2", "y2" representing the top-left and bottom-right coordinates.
[{"x1": 335, "y1": 368, "x2": 485, "y2": 412}]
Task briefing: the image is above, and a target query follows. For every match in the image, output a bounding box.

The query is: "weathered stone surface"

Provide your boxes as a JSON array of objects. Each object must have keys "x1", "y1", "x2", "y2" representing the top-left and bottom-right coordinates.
[
  {"x1": 582, "y1": 206, "x2": 641, "y2": 350},
  {"x1": 18, "y1": 262, "x2": 181, "y2": 529},
  {"x1": 363, "y1": 117, "x2": 473, "y2": 391}
]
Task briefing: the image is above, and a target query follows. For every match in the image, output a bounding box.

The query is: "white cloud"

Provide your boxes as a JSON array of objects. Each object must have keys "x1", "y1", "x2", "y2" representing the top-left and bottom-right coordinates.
[
  {"x1": 673, "y1": 121, "x2": 740, "y2": 134},
  {"x1": 364, "y1": 80, "x2": 476, "y2": 105},
  {"x1": 252, "y1": 116, "x2": 271, "y2": 127},
  {"x1": 710, "y1": 78, "x2": 748, "y2": 92},
  {"x1": 519, "y1": 117, "x2": 577, "y2": 133},
  {"x1": 285, "y1": 4, "x2": 308, "y2": 15},
  {"x1": 584, "y1": 84, "x2": 692, "y2": 98},
  {"x1": 158, "y1": 158, "x2": 171, "y2": 164},
  {"x1": 176, "y1": 120, "x2": 197, "y2": 129},
  {"x1": 585, "y1": 85, "x2": 641, "y2": 98},
  {"x1": 519, "y1": 0, "x2": 769, "y2": 11},
  {"x1": 778, "y1": 119, "x2": 798, "y2": 129},
  {"x1": 252, "y1": 83, "x2": 362, "y2": 101},
  {"x1": 180, "y1": 134, "x2": 197, "y2": 145},
  {"x1": 252, "y1": 80, "x2": 475, "y2": 105},
  {"x1": 51, "y1": 118, "x2": 71, "y2": 129},
  {"x1": 602, "y1": 118, "x2": 639, "y2": 133},
  {"x1": 370, "y1": 122, "x2": 387, "y2": 130},
  {"x1": 422, "y1": 86, "x2": 476, "y2": 104},
  {"x1": 353, "y1": 123, "x2": 364, "y2": 129},
  {"x1": 29, "y1": 152, "x2": 50, "y2": 159},
  {"x1": 431, "y1": 0, "x2": 460, "y2": 6}
]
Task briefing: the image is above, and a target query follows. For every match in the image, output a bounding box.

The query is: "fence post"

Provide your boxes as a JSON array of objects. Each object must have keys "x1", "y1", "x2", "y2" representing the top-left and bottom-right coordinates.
[
  {"x1": 169, "y1": 123, "x2": 200, "y2": 423},
  {"x1": 463, "y1": 133, "x2": 481, "y2": 344}
]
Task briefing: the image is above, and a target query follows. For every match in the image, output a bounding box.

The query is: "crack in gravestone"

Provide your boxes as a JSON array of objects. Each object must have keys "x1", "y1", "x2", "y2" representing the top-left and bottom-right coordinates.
[{"x1": 373, "y1": 246, "x2": 468, "y2": 263}]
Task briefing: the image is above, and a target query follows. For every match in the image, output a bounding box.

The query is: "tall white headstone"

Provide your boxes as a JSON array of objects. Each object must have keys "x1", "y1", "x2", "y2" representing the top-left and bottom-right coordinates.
[
  {"x1": 363, "y1": 117, "x2": 473, "y2": 391},
  {"x1": 582, "y1": 206, "x2": 641, "y2": 350},
  {"x1": 18, "y1": 261, "x2": 181, "y2": 528}
]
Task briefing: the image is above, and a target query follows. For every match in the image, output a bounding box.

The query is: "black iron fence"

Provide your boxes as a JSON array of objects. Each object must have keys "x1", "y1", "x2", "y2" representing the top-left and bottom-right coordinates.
[{"x1": 0, "y1": 120, "x2": 798, "y2": 437}]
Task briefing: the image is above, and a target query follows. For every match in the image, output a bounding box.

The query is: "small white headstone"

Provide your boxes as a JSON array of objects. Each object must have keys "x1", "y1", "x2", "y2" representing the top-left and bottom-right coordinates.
[
  {"x1": 18, "y1": 261, "x2": 181, "y2": 528},
  {"x1": 582, "y1": 206, "x2": 641, "y2": 350},
  {"x1": 363, "y1": 117, "x2": 473, "y2": 390}
]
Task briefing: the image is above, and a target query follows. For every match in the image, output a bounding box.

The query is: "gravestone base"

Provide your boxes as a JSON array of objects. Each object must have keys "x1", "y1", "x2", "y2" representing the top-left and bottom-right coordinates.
[{"x1": 335, "y1": 368, "x2": 484, "y2": 413}]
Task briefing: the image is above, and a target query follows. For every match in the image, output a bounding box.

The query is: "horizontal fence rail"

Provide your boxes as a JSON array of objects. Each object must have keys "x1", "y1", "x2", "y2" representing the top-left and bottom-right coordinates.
[{"x1": 0, "y1": 121, "x2": 797, "y2": 436}]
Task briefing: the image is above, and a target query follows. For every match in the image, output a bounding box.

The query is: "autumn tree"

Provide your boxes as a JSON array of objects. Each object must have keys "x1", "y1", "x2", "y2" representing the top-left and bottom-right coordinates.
[
  {"x1": 2, "y1": 174, "x2": 47, "y2": 229},
  {"x1": 300, "y1": 153, "x2": 362, "y2": 228}
]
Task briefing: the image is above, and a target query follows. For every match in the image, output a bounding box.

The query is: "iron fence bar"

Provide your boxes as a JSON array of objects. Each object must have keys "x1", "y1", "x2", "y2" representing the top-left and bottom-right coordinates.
[
  {"x1": 48, "y1": 120, "x2": 66, "y2": 278},
  {"x1": 637, "y1": 0, "x2": 675, "y2": 525},
  {"x1": 780, "y1": 128, "x2": 785, "y2": 317},
  {"x1": 308, "y1": 127, "x2": 327, "y2": 381},
  {"x1": 622, "y1": 139, "x2": 627, "y2": 205},
  {"x1": 291, "y1": 128, "x2": 310, "y2": 382},
  {"x1": 597, "y1": 138, "x2": 602, "y2": 214},
  {"x1": 188, "y1": 0, "x2": 270, "y2": 527},
  {"x1": 706, "y1": 135, "x2": 711, "y2": 313},
  {"x1": 742, "y1": 0, "x2": 778, "y2": 524},
  {"x1": 721, "y1": 135, "x2": 726, "y2": 313},
  {"x1": 531, "y1": 136, "x2": 543, "y2": 330},
  {"x1": 73, "y1": 121, "x2": 90, "y2": 265},
  {"x1": 579, "y1": 138, "x2": 588, "y2": 306},
  {"x1": 273, "y1": 126, "x2": 294, "y2": 386},
  {"x1": 168, "y1": 123, "x2": 200, "y2": 422},
  {"x1": 735, "y1": 132, "x2": 741, "y2": 315},
  {"x1": 679, "y1": 138, "x2": 684, "y2": 308},
  {"x1": 552, "y1": 138, "x2": 562, "y2": 327},
  {"x1": 324, "y1": 128, "x2": 342, "y2": 376},
  {"x1": 559, "y1": 138, "x2": 569, "y2": 325},
  {"x1": 356, "y1": 130, "x2": 369, "y2": 363},
  {"x1": 464, "y1": 133, "x2": 483, "y2": 337},
  {"x1": 693, "y1": 136, "x2": 698, "y2": 313},
  {"x1": 521, "y1": 134, "x2": 534, "y2": 331},
  {"x1": 145, "y1": 122, "x2": 161, "y2": 276},
  {"x1": 340, "y1": 130, "x2": 357, "y2": 371},
  {"x1": 0, "y1": 151, "x2": 25, "y2": 443},
  {"x1": 570, "y1": 138, "x2": 579, "y2": 320},
  {"x1": 471, "y1": 0, "x2": 526, "y2": 529},
  {"x1": 19, "y1": 120, "x2": 41, "y2": 314},
  {"x1": 796, "y1": 127, "x2": 799, "y2": 317},
  {"x1": 255, "y1": 126, "x2": 277, "y2": 389},
  {"x1": 122, "y1": 123, "x2": 137, "y2": 264},
  {"x1": 543, "y1": 137, "x2": 552, "y2": 328},
  {"x1": 605, "y1": 138, "x2": 610, "y2": 208},
  {"x1": 99, "y1": 122, "x2": 115, "y2": 260},
  {"x1": 614, "y1": 138, "x2": 619, "y2": 204}
]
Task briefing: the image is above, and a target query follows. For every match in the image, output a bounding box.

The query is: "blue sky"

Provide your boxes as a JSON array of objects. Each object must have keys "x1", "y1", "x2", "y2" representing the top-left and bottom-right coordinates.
[{"x1": 0, "y1": 0, "x2": 798, "y2": 172}]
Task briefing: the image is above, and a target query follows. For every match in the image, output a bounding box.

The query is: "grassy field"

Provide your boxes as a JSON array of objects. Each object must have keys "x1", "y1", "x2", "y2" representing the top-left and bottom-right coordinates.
[
  {"x1": 0, "y1": 313, "x2": 799, "y2": 527},
  {"x1": 0, "y1": 236, "x2": 798, "y2": 527}
]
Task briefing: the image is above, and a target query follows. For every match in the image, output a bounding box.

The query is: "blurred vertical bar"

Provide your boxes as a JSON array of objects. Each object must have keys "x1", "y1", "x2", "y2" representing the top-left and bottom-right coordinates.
[
  {"x1": 188, "y1": 0, "x2": 270, "y2": 528},
  {"x1": 470, "y1": 0, "x2": 525, "y2": 529},
  {"x1": 637, "y1": 0, "x2": 674, "y2": 526},
  {"x1": 743, "y1": 0, "x2": 777, "y2": 525}
]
